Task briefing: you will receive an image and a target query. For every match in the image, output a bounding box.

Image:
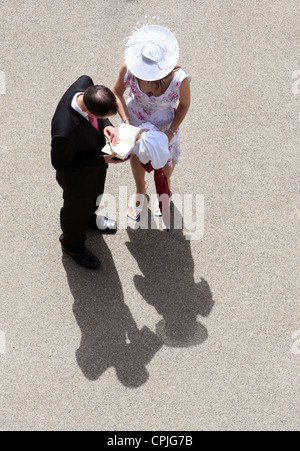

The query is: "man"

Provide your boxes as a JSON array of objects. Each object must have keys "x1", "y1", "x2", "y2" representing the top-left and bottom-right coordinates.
[{"x1": 51, "y1": 75, "x2": 122, "y2": 270}]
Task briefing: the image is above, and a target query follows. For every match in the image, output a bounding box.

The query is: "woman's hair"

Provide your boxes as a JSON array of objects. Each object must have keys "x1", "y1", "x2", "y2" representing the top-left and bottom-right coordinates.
[{"x1": 84, "y1": 85, "x2": 118, "y2": 117}]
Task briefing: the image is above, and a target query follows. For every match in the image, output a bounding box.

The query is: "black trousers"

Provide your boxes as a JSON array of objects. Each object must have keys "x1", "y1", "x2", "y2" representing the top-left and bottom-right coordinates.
[
  {"x1": 60, "y1": 195, "x2": 98, "y2": 251},
  {"x1": 58, "y1": 168, "x2": 107, "y2": 251}
]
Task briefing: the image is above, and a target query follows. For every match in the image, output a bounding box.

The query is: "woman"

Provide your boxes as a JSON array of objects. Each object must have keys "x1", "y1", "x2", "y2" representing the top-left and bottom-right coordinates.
[{"x1": 113, "y1": 24, "x2": 191, "y2": 220}]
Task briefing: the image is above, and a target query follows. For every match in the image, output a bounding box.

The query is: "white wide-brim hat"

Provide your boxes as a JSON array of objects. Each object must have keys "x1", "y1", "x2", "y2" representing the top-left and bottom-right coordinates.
[{"x1": 125, "y1": 25, "x2": 180, "y2": 81}]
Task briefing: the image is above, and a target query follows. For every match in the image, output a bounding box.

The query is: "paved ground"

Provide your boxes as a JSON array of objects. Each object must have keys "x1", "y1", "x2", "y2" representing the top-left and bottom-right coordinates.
[{"x1": 0, "y1": 0, "x2": 299, "y2": 431}]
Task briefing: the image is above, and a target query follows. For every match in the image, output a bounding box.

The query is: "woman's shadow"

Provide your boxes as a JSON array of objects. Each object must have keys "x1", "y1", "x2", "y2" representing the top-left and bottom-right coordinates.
[
  {"x1": 126, "y1": 204, "x2": 214, "y2": 347},
  {"x1": 63, "y1": 234, "x2": 162, "y2": 388}
]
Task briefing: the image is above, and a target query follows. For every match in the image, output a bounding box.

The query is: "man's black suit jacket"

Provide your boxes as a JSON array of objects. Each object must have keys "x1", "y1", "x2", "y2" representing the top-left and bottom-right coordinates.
[{"x1": 51, "y1": 75, "x2": 112, "y2": 198}]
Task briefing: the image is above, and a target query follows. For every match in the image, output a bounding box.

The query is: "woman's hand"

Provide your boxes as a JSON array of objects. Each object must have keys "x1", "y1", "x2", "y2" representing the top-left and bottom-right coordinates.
[
  {"x1": 137, "y1": 128, "x2": 150, "y2": 140},
  {"x1": 164, "y1": 130, "x2": 175, "y2": 144},
  {"x1": 104, "y1": 126, "x2": 119, "y2": 146}
]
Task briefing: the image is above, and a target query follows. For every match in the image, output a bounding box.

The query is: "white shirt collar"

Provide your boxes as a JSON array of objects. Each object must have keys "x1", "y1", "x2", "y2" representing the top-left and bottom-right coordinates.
[{"x1": 71, "y1": 92, "x2": 89, "y2": 120}]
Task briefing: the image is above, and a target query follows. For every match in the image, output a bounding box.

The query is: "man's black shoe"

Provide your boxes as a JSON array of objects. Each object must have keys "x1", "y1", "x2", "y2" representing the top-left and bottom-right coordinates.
[
  {"x1": 62, "y1": 246, "x2": 101, "y2": 270},
  {"x1": 91, "y1": 216, "x2": 117, "y2": 235}
]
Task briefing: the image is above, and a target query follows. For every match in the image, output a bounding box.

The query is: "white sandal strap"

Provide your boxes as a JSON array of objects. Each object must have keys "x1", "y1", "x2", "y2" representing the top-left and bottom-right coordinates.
[
  {"x1": 128, "y1": 201, "x2": 144, "y2": 214},
  {"x1": 128, "y1": 195, "x2": 145, "y2": 213}
]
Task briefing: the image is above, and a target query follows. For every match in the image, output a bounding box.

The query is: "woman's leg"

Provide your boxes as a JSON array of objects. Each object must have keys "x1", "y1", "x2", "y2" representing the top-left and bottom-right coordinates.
[
  {"x1": 163, "y1": 160, "x2": 176, "y2": 191},
  {"x1": 131, "y1": 154, "x2": 147, "y2": 193},
  {"x1": 128, "y1": 154, "x2": 148, "y2": 219},
  {"x1": 154, "y1": 160, "x2": 176, "y2": 216}
]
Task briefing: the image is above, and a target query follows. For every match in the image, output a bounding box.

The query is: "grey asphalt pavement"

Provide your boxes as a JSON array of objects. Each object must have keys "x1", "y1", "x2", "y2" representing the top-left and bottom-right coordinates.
[{"x1": 0, "y1": 0, "x2": 299, "y2": 431}]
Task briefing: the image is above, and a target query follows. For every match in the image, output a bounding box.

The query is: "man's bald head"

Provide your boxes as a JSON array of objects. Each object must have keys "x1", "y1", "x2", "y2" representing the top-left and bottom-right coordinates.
[{"x1": 84, "y1": 85, "x2": 118, "y2": 118}]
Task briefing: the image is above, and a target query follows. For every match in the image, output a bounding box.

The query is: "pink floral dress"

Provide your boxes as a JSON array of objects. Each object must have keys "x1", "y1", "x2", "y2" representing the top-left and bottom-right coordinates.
[{"x1": 124, "y1": 68, "x2": 192, "y2": 168}]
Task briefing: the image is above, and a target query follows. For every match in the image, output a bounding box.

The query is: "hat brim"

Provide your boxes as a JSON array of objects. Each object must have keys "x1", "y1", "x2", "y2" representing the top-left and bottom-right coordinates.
[{"x1": 125, "y1": 25, "x2": 180, "y2": 81}]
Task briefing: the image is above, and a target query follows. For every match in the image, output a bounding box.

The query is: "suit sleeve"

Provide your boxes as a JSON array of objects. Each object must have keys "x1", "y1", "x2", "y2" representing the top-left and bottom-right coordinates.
[
  {"x1": 51, "y1": 135, "x2": 105, "y2": 172},
  {"x1": 101, "y1": 118, "x2": 113, "y2": 129}
]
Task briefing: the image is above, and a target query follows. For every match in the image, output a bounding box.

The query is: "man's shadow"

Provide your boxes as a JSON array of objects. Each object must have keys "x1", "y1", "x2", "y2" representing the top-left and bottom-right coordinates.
[
  {"x1": 126, "y1": 204, "x2": 214, "y2": 347},
  {"x1": 63, "y1": 235, "x2": 162, "y2": 388}
]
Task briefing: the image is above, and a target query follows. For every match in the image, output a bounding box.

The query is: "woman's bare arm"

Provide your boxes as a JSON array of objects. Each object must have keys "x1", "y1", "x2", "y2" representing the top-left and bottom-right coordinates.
[
  {"x1": 113, "y1": 62, "x2": 132, "y2": 124},
  {"x1": 165, "y1": 77, "x2": 191, "y2": 142}
]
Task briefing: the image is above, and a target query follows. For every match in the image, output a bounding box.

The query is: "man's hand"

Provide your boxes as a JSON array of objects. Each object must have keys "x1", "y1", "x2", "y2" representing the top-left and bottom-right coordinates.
[
  {"x1": 104, "y1": 126, "x2": 119, "y2": 146},
  {"x1": 104, "y1": 153, "x2": 128, "y2": 165}
]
